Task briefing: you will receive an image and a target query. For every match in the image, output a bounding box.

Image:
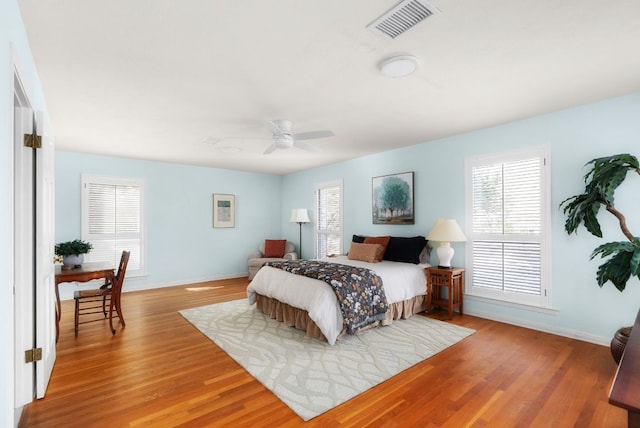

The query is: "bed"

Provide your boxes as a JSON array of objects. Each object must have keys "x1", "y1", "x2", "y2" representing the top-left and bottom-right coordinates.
[{"x1": 247, "y1": 235, "x2": 430, "y2": 345}]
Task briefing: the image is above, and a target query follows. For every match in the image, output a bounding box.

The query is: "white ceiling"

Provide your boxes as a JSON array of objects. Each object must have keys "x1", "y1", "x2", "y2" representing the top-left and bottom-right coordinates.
[{"x1": 18, "y1": 0, "x2": 640, "y2": 175}]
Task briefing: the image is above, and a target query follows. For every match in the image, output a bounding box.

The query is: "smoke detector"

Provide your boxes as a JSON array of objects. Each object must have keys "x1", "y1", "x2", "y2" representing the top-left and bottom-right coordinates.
[{"x1": 379, "y1": 55, "x2": 419, "y2": 78}]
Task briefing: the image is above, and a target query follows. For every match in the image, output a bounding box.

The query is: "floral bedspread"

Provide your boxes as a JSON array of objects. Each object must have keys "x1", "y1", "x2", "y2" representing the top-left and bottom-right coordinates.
[{"x1": 265, "y1": 260, "x2": 388, "y2": 335}]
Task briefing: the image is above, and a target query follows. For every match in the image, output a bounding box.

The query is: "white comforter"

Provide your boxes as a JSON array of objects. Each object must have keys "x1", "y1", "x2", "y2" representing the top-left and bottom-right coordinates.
[{"x1": 246, "y1": 256, "x2": 428, "y2": 345}]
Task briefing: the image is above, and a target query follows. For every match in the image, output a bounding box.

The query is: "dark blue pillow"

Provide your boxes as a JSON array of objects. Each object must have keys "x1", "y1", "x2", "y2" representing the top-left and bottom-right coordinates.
[
  {"x1": 352, "y1": 234, "x2": 366, "y2": 243},
  {"x1": 383, "y1": 236, "x2": 427, "y2": 264}
]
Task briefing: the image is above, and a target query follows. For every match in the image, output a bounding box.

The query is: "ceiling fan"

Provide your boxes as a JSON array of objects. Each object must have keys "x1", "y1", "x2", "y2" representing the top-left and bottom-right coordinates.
[{"x1": 262, "y1": 119, "x2": 334, "y2": 154}]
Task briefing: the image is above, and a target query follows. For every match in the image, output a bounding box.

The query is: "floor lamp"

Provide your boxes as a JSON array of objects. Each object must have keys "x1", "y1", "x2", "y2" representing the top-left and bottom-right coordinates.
[{"x1": 289, "y1": 208, "x2": 310, "y2": 259}]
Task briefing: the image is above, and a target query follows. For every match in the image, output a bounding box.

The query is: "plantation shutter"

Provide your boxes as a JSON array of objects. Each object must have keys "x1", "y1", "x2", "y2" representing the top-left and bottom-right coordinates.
[
  {"x1": 467, "y1": 148, "x2": 549, "y2": 307},
  {"x1": 315, "y1": 180, "x2": 342, "y2": 258},
  {"x1": 83, "y1": 176, "x2": 144, "y2": 276}
]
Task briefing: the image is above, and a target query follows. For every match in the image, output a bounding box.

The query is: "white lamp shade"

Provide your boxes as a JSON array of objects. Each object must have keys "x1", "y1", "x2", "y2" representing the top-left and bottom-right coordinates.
[
  {"x1": 426, "y1": 219, "x2": 467, "y2": 242},
  {"x1": 289, "y1": 208, "x2": 310, "y2": 223}
]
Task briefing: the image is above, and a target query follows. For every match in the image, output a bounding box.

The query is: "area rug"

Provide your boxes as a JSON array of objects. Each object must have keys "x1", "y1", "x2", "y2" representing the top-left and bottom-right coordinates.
[{"x1": 180, "y1": 299, "x2": 474, "y2": 421}]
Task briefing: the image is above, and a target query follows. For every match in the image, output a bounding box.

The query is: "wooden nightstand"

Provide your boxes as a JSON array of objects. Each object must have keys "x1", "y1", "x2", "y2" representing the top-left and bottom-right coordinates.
[{"x1": 426, "y1": 267, "x2": 465, "y2": 320}]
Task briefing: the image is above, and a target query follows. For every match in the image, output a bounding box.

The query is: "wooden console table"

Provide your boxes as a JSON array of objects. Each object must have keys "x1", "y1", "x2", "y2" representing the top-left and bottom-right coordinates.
[
  {"x1": 609, "y1": 307, "x2": 640, "y2": 427},
  {"x1": 54, "y1": 262, "x2": 114, "y2": 342}
]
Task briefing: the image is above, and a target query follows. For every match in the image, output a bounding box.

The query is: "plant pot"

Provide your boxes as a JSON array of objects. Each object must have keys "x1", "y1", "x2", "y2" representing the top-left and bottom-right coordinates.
[
  {"x1": 610, "y1": 326, "x2": 632, "y2": 364},
  {"x1": 62, "y1": 254, "x2": 84, "y2": 267}
]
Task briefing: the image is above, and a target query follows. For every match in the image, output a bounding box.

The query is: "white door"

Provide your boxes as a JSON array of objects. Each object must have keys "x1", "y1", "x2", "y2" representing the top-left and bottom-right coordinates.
[
  {"x1": 35, "y1": 110, "x2": 56, "y2": 398},
  {"x1": 13, "y1": 78, "x2": 56, "y2": 407}
]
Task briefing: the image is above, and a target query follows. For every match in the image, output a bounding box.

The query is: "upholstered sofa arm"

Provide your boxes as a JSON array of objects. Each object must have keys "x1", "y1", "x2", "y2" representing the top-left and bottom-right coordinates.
[
  {"x1": 248, "y1": 251, "x2": 263, "y2": 260},
  {"x1": 283, "y1": 252, "x2": 297, "y2": 261}
]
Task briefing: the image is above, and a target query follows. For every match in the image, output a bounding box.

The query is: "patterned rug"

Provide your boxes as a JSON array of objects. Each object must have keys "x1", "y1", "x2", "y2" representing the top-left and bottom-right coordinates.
[{"x1": 180, "y1": 299, "x2": 474, "y2": 421}]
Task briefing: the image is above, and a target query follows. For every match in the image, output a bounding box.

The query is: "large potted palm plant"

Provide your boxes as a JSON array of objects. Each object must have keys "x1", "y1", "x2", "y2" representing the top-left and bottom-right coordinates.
[{"x1": 560, "y1": 153, "x2": 640, "y2": 362}]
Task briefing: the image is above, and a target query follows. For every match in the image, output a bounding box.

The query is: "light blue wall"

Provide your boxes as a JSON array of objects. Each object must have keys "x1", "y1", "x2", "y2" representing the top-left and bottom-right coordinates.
[
  {"x1": 282, "y1": 92, "x2": 640, "y2": 345},
  {"x1": 52, "y1": 94, "x2": 640, "y2": 344},
  {"x1": 55, "y1": 152, "x2": 283, "y2": 298},
  {"x1": 2, "y1": 0, "x2": 51, "y2": 425}
]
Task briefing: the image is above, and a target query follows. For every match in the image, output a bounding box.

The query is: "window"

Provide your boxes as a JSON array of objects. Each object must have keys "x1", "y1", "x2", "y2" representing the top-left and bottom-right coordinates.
[
  {"x1": 465, "y1": 146, "x2": 550, "y2": 308},
  {"x1": 314, "y1": 180, "x2": 343, "y2": 259},
  {"x1": 82, "y1": 175, "x2": 145, "y2": 277}
]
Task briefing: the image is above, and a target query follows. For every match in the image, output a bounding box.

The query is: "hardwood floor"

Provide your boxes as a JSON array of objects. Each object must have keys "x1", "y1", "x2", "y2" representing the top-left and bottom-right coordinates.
[{"x1": 20, "y1": 278, "x2": 625, "y2": 427}]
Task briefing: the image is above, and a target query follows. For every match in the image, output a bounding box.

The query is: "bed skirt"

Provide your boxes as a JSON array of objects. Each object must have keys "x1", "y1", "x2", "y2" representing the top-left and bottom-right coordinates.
[{"x1": 254, "y1": 293, "x2": 427, "y2": 342}]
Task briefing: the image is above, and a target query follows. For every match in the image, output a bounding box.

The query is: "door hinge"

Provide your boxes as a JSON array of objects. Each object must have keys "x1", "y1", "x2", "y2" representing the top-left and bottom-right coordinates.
[
  {"x1": 25, "y1": 348, "x2": 43, "y2": 363},
  {"x1": 24, "y1": 133, "x2": 42, "y2": 149}
]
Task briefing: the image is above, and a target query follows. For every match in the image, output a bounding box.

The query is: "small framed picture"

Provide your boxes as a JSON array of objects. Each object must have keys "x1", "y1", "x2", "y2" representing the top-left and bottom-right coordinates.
[{"x1": 212, "y1": 194, "x2": 235, "y2": 228}]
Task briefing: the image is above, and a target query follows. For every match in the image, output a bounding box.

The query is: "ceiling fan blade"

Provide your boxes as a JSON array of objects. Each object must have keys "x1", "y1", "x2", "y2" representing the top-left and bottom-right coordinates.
[
  {"x1": 293, "y1": 140, "x2": 321, "y2": 153},
  {"x1": 292, "y1": 130, "x2": 334, "y2": 140},
  {"x1": 200, "y1": 137, "x2": 221, "y2": 145},
  {"x1": 264, "y1": 121, "x2": 282, "y2": 137},
  {"x1": 215, "y1": 136, "x2": 272, "y2": 140},
  {"x1": 263, "y1": 143, "x2": 278, "y2": 154}
]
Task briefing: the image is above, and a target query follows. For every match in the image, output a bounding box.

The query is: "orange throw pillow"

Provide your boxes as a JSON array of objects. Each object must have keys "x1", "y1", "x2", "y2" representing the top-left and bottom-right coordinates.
[
  {"x1": 363, "y1": 236, "x2": 391, "y2": 261},
  {"x1": 348, "y1": 242, "x2": 385, "y2": 263},
  {"x1": 264, "y1": 239, "x2": 286, "y2": 258}
]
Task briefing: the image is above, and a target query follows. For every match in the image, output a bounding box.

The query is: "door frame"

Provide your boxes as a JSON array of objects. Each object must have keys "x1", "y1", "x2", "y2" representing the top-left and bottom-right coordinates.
[{"x1": 11, "y1": 47, "x2": 36, "y2": 423}]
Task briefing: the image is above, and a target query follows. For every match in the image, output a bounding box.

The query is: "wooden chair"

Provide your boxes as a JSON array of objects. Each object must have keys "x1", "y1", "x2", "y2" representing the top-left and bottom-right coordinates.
[{"x1": 74, "y1": 251, "x2": 130, "y2": 337}]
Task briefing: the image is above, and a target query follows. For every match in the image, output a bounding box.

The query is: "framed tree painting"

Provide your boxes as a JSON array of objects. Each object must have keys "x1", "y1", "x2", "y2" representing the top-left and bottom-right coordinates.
[
  {"x1": 372, "y1": 171, "x2": 414, "y2": 224},
  {"x1": 213, "y1": 194, "x2": 235, "y2": 228}
]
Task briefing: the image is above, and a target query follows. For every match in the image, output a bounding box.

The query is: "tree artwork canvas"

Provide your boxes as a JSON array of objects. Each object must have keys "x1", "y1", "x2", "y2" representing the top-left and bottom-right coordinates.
[{"x1": 372, "y1": 172, "x2": 414, "y2": 224}]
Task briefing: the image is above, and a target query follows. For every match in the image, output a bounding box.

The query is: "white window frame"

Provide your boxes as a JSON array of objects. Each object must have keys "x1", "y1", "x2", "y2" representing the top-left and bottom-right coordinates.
[
  {"x1": 81, "y1": 174, "x2": 146, "y2": 277},
  {"x1": 314, "y1": 179, "x2": 343, "y2": 259},
  {"x1": 465, "y1": 145, "x2": 551, "y2": 308}
]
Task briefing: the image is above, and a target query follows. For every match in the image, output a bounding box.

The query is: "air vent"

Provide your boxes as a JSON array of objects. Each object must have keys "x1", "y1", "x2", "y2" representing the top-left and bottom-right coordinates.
[{"x1": 367, "y1": 0, "x2": 440, "y2": 40}]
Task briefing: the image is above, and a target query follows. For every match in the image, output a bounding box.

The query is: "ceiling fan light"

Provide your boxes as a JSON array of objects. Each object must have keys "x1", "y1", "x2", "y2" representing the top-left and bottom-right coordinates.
[
  {"x1": 275, "y1": 137, "x2": 293, "y2": 148},
  {"x1": 379, "y1": 55, "x2": 418, "y2": 78}
]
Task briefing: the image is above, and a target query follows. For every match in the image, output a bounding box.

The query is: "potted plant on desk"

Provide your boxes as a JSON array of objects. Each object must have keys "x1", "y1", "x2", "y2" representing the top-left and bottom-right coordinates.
[
  {"x1": 560, "y1": 153, "x2": 640, "y2": 363},
  {"x1": 55, "y1": 239, "x2": 93, "y2": 268}
]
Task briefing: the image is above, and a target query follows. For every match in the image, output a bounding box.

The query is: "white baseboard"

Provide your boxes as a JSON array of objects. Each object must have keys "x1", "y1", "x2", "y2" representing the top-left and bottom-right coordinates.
[
  {"x1": 122, "y1": 272, "x2": 248, "y2": 293},
  {"x1": 464, "y1": 307, "x2": 611, "y2": 347}
]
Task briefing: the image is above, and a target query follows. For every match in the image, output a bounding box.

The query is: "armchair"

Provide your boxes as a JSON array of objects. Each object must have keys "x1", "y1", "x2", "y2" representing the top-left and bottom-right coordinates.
[{"x1": 248, "y1": 240, "x2": 297, "y2": 280}]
